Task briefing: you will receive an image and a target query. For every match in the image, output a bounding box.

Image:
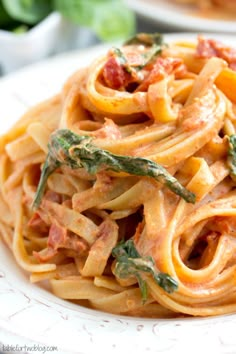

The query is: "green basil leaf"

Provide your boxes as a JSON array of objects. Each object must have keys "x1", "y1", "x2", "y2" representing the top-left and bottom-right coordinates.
[
  {"x1": 12, "y1": 24, "x2": 29, "y2": 33},
  {"x1": 0, "y1": 0, "x2": 12, "y2": 28},
  {"x1": 91, "y1": 1, "x2": 135, "y2": 41},
  {"x1": 124, "y1": 33, "x2": 163, "y2": 46},
  {"x1": 54, "y1": 0, "x2": 135, "y2": 41},
  {"x1": 53, "y1": 0, "x2": 94, "y2": 26},
  {"x1": 2, "y1": 0, "x2": 52, "y2": 25},
  {"x1": 112, "y1": 239, "x2": 178, "y2": 303},
  {"x1": 228, "y1": 134, "x2": 236, "y2": 179}
]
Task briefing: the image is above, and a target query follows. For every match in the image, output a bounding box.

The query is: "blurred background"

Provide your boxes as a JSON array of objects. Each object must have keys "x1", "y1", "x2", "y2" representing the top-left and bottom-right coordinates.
[{"x1": 0, "y1": 0, "x2": 235, "y2": 75}]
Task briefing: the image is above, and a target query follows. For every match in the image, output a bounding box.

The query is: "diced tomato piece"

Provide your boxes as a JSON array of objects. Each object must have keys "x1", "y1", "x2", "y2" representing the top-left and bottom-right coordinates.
[
  {"x1": 47, "y1": 222, "x2": 67, "y2": 250},
  {"x1": 63, "y1": 235, "x2": 88, "y2": 254},
  {"x1": 28, "y1": 212, "x2": 48, "y2": 233},
  {"x1": 44, "y1": 190, "x2": 62, "y2": 204},
  {"x1": 196, "y1": 36, "x2": 236, "y2": 70},
  {"x1": 137, "y1": 57, "x2": 186, "y2": 92},
  {"x1": 33, "y1": 247, "x2": 57, "y2": 263},
  {"x1": 102, "y1": 56, "x2": 126, "y2": 89}
]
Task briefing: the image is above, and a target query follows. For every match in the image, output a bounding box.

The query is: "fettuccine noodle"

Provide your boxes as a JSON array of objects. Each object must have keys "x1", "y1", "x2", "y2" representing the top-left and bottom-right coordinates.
[{"x1": 2, "y1": 34, "x2": 236, "y2": 318}]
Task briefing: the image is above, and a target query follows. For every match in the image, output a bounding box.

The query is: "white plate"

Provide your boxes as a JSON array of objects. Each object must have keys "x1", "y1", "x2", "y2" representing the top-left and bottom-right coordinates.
[
  {"x1": 1, "y1": 35, "x2": 236, "y2": 354},
  {"x1": 127, "y1": 0, "x2": 236, "y2": 33}
]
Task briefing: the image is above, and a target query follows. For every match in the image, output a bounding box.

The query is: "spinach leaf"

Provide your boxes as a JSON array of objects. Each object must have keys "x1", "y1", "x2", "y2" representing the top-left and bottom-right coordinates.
[
  {"x1": 228, "y1": 134, "x2": 236, "y2": 179},
  {"x1": 32, "y1": 129, "x2": 196, "y2": 209},
  {"x1": 112, "y1": 239, "x2": 178, "y2": 302},
  {"x1": 2, "y1": 0, "x2": 52, "y2": 25},
  {"x1": 53, "y1": 0, "x2": 93, "y2": 27},
  {"x1": 124, "y1": 32, "x2": 163, "y2": 47},
  {"x1": 114, "y1": 33, "x2": 164, "y2": 72},
  {"x1": 54, "y1": 0, "x2": 135, "y2": 41},
  {"x1": 0, "y1": 1, "x2": 13, "y2": 28},
  {"x1": 91, "y1": 1, "x2": 135, "y2": 42}
]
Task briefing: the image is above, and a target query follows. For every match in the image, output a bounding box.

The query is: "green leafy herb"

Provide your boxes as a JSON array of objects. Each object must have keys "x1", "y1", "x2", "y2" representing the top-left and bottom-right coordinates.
[
  {"x1": 0, "y1": 0, "x2": 135, "y2": 41},
  {"x1": 113, "y1": 33, "x2": 164, "y2": 73},
  {"x1": 137, "y1": 44, "x2": 163, "y2": 70},
  {"x1": 2, "y1": 0, "x2": 52, "y2": 25},
  {"x1": 90, "y1": 0, "x2": 135, "y2": 42},
  {"x1": 227, "y1": 134, "x2": 236, "y2": 180},
  {"x1": 111, "y1": 47, "x2": 135, "y2": 75},
  {"x1": 12, "y1": 24, "x2": 28, "y2": 34},
  {"x1": 54, "y1": 0, "x2": 135, "y2": 41},
  {"x1": 0, "y1": 1, "x2": 13, "y2": 28},
  {"x1": 53, "y1": 0, "x2": 93, "y2": 27},
  {"x1": 113, "y1": 47, "x2": 128, "y2": 66},
  {"x1": 124, "y1": 32, "x2": 163, "y2": 47},
  {"x1": 112, "y1": 239, "x2": 178, "y2": 302},
  {"x1": 32, "y1": 129, "x2": 196, "y2": 209}
]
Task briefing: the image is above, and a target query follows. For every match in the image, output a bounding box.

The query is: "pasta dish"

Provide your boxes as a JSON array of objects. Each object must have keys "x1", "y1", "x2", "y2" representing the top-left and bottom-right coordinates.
[{"x1": 2, "y1": 33, "x2": 236, "y2": 318}]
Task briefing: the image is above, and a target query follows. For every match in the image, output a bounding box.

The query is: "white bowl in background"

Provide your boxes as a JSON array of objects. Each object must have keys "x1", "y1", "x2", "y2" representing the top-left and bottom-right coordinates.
[
  {"x1": 0, "y1": 12, "x2": 98, "y2": 75},
  {"x1": 0, "y1": 13, "x2": 62, "y2": 74}
]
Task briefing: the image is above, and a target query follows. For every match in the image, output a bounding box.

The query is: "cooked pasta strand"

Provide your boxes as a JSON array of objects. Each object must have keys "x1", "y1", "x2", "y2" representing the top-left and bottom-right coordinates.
[{"x1": 2, "y1": 33, "x2": 236, "y2": 318}]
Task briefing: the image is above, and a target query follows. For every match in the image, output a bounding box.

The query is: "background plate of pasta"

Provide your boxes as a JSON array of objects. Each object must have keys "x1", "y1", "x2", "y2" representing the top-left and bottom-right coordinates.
[
  {"x1": 1, "y1": 33, "x2": 236, "y2": 353},
  {"x1": 127, "y1": 0, "x2": 236, "y2": 33}
]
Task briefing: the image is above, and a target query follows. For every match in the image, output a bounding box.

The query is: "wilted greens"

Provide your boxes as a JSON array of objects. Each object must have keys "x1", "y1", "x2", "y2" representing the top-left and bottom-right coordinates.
[
  {"x1": 112, "y1": 239, "x2": 178, "y2": 302},
  {"x1": 113, "y1": 33, "x2": 164, "y2": 73},
  {"x1": 32, "y1": 129, "x2": 196, "y2": 209},
  {"x1": 228, "y1": 134, "x2": 236, "y2": 179},
  {"x1": 0, "y1": 0, "x2": 135, "y2": 41}
]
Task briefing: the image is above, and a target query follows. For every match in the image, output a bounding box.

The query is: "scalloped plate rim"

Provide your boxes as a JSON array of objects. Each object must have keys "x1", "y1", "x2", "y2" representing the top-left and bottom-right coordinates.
[{"x1": 127, "y1": 0, "x2": 236, "y2": 32}]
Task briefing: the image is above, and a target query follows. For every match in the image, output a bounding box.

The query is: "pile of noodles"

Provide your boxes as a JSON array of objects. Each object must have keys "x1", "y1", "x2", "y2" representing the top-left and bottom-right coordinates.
[{"x1": 1, "y1": 34, "x2": 236, "y2": 317}]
